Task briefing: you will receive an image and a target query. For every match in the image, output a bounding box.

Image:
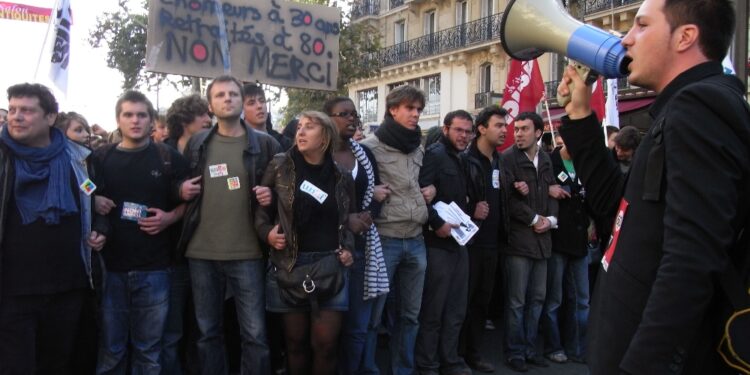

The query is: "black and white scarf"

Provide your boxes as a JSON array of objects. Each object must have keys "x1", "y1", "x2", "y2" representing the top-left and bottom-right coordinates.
[{"x1": 350, "y1": 138, "x2": 390, "y2": 300}]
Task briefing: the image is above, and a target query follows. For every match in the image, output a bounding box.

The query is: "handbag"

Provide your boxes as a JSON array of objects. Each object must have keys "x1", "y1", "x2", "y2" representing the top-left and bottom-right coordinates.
[
  {"x1": 717, "y1": 228, "x2": 750, "y2": 374},
  {"x1": 275, "y1": 251, "x2": 344, "y2": 312}
]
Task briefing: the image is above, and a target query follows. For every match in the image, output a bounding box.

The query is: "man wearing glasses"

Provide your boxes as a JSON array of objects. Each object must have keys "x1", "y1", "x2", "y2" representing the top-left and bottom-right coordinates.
[{"x1": 415, "y1": 110, "x2": 475, "y2": 375}]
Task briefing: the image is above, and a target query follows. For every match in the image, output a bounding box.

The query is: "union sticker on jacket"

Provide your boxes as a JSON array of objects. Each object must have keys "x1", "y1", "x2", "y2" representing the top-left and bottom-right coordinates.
[
  {"x1": 227, "y1": 176, "x2": 241, "y2": 190},
  {"x1": 300, "y1": 180, "x2": 328, "y2": 204},
  {"x1": 80, "y1": 178, "x2": 97, "y2": 196},
  {"x1": 492, "y1": 169, "x2": 500, "y2": 189},
  {"x1": 209, "y1": 163, "x2": 229, "y2": 178},
  {"x1": 557, "y1": 171, "x2": 569, "y2": 182}
]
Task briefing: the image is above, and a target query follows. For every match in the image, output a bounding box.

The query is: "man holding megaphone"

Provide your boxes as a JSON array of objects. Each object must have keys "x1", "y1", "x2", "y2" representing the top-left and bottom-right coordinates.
[{"x1": 554, "y1": 0, "x2": 750, "y2": 374}]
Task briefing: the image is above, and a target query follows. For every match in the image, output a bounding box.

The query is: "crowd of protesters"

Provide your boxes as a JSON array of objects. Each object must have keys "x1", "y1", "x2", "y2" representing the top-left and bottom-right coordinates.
[{"x1": 1, "y1": 1, "x2": 749, "y2": 374}]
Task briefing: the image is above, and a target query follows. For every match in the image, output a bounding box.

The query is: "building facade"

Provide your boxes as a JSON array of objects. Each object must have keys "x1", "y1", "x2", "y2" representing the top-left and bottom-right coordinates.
[{"x1": 348, "y1": 0, "x2": 749, "y2": 132}]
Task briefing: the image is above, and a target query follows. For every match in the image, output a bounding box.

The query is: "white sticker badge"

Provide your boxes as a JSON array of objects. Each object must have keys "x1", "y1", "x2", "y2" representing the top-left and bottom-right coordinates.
[
  {"x1": 227, "y1": 177, "x2": 241, "y2": 190},
  {"x1": 209, "y1": 163, "x2": 229, "y2": 178},
  {"x1": 300, "y1": 180, "x2": 328, "y2": 204},
  {"x1": 557, "y1": 171, "x2": 569, "y2": 183},
  {"x1": 492, "y1": 169, "x2": 500, "y2": 189}
]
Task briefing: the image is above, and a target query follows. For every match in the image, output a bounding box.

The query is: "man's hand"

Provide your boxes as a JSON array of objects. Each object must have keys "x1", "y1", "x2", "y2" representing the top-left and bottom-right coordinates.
[
  {"x1": 87, "y1": 231, "x2": 106, "y2": 251},
  {"x1": 514, "y1": 181, "x2": 529, "y2": 196},
  {"x1": 558, "y1": 64, "x2": 593, "y2": 120},
  {"x1": 533, "y1": 216, "x2": 552, "y2": 234},
  {"x1": 421, "y1": 185, "x2": 436, "y2": 204},
  {"x1": 138, "y1": 208, "x2": 176, "y2": 235},
  {"x1": 473, "y1": 201, "x2": 489, "y2": 220},
  {"x1": 337, "y1": 249, "x2": 354, "y2": 267},
  {"x1": 435, "y1": 222, "x2": 458, "y2": 238},
  {"x1": 267, "y1": 224, "x2": 286, "y2": 250},
  {"x1": 348, "y1": 212, "x2": 373, "y2": 235},
  {"x1": 95, "y1": 195, "x2": 116, "y2": 216},
  {"x1": 180, "y1": 176, "x2": 202, "y2": 201},
  {"x1": 549, "y1": 184, "x2": 571, "y2": 199},
  {"x1": 373, "y1": 184, "x2": 391, "y2": 202},
  {"x1": 253, "y1": 186, "x2": 272, "y2": 207}
]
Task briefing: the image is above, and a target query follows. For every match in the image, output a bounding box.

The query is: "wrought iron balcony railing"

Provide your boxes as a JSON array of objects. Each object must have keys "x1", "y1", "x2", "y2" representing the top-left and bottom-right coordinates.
[
  {"x1": 583, "y1": 0, "x2": 641, "y2": 15},
  {"x1": 352, "y1": 0, "x2": 380, "y2": 20},
  {"x1": 390, "y1": 0, "x2": 404, "y2": 9},
  {"x1": 366, "y1": 13, "x2": 503, "y2": 70},
  {"x1": 475, "y1": 91, "x2": 503, "y2": 109},
  {"x1": 544, "y1": 77, "x2": 653, "y2": 106}
]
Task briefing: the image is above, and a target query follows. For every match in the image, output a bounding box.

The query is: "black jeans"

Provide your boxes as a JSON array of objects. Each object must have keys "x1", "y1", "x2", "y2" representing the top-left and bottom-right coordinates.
[
  {"x1": 415, "y1": 246, "x2": 470, "y2": 374},
  {"x1": 460, "y1": 246, "x2": 499, "y2": 362},
  {"x1": 0, "y1": 289, "x2": 87, "y2": 374}
]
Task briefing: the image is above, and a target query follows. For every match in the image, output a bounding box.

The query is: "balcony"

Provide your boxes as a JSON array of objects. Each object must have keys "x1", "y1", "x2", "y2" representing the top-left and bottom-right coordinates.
[
  {"x1": 390, "y1": 0, "x2": 404, "y2": 9},
  {"x1": 475, "y1": 91, "x2": 503, "y2": 109},
  {"x1": 366, "y1": 13, "x2": 503, "y2": 70},
  {"x1": 352, "y1": 0, "x2": 380, "y2": 20},
  {"x1": 543, "y1": 77, "x2": 655, "y2": 106},
  {"x1": 583, "y1": 0, "x2": 641, "y2": 15}
]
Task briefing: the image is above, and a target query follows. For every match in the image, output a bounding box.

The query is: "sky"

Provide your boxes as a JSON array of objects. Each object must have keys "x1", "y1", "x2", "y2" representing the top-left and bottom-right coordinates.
[{"x1": 0, "y1": 0, "x2": 296, "y2": 131}]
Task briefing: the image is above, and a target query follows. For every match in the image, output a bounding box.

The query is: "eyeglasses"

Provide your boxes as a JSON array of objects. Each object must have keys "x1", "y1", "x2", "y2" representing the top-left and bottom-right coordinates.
[
  {"x1": 448, "y1": 127, "x2": 474, "y2": 136},
  {"x1": 330, "y1": 111, "x2": 360, "y2": 119}
]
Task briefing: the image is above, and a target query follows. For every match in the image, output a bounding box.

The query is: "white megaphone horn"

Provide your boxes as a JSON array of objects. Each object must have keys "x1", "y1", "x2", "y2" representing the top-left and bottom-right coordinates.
[{"x1": 500, "y1": 0, "x2": 631, "y2": 79}]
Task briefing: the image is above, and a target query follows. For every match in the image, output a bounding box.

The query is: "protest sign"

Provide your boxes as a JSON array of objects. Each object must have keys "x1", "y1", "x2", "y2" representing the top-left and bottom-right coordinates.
[{"x1": 146, "y1": 0, "x2": 341, "y2": 91}]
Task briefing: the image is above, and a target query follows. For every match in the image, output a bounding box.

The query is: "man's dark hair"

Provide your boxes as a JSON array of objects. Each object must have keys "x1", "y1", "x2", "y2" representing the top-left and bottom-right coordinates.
[
  {"x1": 614, "y1": 126, "x2": 641, "y2": 150},
  {"x1": 516, "y1": 112, "x2": 544, "y2": 132},
  {"x1": 166, "y1": 94, "x2": 209, "y2": 140},
  {"x1": 242, "y1": 83, "x2": 265, "y2": 100},
  {"x1": 7, "y1": 83, "x2": 58, "y2": 115},
  {"x1": 606, "y1": 126, "x2": 620, "y2": 137},
  {"x1": 115, "y1": 90, "x2": 156, "y2": 120},
  {"x1": 206, "y1": 75, "x2": 244, "y2": 102},
  {"x1": 385, "y1": 86, "x2": 426, "y2": 118},
  {"x1": 475, "y1": 105, "x2": 508, "y2": 129},
  {"x1": 323, "y1": 96, "x2": 354, "y2": 116},
  {"x1": 663, "y1": 0, "x2": 734, "y2": 61},
  {"x1": 443, "y1": 110, "x2": 474, "y2": 128}
]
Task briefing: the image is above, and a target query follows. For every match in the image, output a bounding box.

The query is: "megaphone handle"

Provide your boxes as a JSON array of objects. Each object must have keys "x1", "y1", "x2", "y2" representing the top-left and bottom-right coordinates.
[{"x1": 557, "y1": 63, "x2": 598, "y2": 107}]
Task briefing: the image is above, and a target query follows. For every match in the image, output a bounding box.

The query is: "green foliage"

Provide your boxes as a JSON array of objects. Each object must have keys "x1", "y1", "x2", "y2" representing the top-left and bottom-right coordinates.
[{"x1": 89, "y1": 0, "x2": 190, "y2": 90}]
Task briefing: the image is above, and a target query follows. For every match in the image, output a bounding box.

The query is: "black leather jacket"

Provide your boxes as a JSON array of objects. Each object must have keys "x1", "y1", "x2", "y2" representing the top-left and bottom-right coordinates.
[
  {"x1": 255, "y1": 151, "x2": 356, "y2": 272},
  {"x1": 463, "y1": 141, "x2": 510, "y2": 247},
  {"x1": 177, "y1": 122, "x2": 281, "y2": 254}
]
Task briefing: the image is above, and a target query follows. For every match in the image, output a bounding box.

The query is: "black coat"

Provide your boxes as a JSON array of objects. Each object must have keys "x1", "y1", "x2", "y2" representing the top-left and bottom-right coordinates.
[
  {"x1": 501, "y1": 145, "x2": 558, "y2": 259},
  {"x1": 560, "y1": 62, "x2": 750, "y2": 375},
  {"x1": 549, "y1": 148, "x2": 589, "y2": 258},
  {"x1": 419, "y1": 136, "x2": 469, "y2": 252},
  {"x1": 463, "y1": 141, "x2": 510, "y2": 248}
]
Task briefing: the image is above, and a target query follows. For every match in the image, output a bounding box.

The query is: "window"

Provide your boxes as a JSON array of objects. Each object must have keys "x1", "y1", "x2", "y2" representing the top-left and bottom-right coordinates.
[
  {"x1": 456, "y1": 1, "x2": 468, "y2": 25},
  {"x1": 394, "y1": 20, "x2": 406, "y2": 44},
  {"x1": 424, "y1": 10, "x2": 436, "y2": 35},
  {"x1": 479, "y1": 63, "x2": 492, "y2": 93},
  {"x1": 481, "y1": 0, "x2": 493, "y2": 18},
  {"x1": 387, "y1": 75, "x2": 441, "y2": 116},
  {"x1": 357, "y1": 88, "x2": 378, "y2": 123}
]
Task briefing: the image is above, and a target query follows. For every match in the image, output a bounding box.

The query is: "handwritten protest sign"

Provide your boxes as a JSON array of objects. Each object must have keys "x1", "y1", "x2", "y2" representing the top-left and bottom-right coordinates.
[{"x1": 146, "y1": 0, "x2": 341, "y2": 91}]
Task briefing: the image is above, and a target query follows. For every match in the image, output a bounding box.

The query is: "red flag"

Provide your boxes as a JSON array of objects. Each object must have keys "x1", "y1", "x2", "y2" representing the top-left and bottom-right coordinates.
[
  {"x1": 500, "y1": 59, "x2": 544, "y2": 151},
  {"x1": 590, "y1": 77, "x2": 606, "y2": 122}
]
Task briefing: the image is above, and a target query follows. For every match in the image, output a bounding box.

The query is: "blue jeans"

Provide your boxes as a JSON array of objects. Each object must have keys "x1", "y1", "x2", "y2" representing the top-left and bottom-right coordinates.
[
  {"x1": 541, "y1": 252, "x2": 590, "y2": 359},
  {"x1": 96, "y1": 270, "x2": 171, "y2": 375},
  {"x1": 367, "y1": 235, "x2": 427, "y2": 375},
  {"x1": 161, "y1": 263, "x2": 191, "y2": 375},
  {"x1": 341, "y1": 248, "x2": 379, "y2": 374},
  {"x1": 189, "y1": 259, "x2": 269, "y2": 375},
  {"x1": 503, "y1": 255, "x2": 547, "y2": 361}
]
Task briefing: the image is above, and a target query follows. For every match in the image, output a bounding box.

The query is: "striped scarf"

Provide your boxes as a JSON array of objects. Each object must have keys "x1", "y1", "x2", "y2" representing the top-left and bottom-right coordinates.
[{"x1": 350, "y1": 138, "x2": 390, "y2": 300}]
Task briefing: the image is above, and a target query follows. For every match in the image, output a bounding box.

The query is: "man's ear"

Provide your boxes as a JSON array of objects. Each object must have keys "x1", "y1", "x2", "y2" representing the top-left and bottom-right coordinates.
[{"x1": 673, "y1": 24, "x2": 700, "y2": 53}]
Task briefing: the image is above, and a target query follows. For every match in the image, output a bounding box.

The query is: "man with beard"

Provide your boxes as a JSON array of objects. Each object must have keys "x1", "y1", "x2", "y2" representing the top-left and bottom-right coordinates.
[
  {"x1": 501, "y1": 112, "x2": 558, "y2": 372},
  {"x1": 415, "y1": 110, "x2": 475, "y2": 375},
  {"x1": 557, "y1": 0, "x2": 750, "y2": 373}
]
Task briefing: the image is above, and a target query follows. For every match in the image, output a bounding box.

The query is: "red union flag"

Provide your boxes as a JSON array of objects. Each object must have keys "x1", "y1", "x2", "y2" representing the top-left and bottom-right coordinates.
[
  {"x1": 500, "y1": 59, "x2": 544, "y2": 150},
  {"x1": 591, "y1": 77, "x2": 606, "y2": 122}
]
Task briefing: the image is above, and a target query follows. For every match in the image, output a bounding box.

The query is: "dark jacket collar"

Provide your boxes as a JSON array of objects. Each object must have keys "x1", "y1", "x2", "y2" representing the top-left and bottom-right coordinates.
[
  {"x1": 648, "y1": 61, "x2": 723, "y2": 119},
  {"x1": 468, "y1": 139, "x2": 498, "y2": 162}
]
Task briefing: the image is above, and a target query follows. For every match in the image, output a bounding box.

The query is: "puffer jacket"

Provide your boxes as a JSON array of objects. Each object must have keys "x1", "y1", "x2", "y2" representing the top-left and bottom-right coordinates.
[{"x1": 255, "y1": 151, "x2": 356, "y2": 272}]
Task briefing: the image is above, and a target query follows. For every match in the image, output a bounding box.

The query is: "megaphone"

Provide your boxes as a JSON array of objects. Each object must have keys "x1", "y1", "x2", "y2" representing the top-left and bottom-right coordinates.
[{"x1": 500, "y1": 0, "x2": 630, "y2": 79}]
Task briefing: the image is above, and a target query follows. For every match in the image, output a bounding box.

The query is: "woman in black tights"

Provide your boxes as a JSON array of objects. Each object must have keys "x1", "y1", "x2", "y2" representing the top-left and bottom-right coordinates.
[{"x1": 256, "y1": 111, "x2": 355, "y2": 374}]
